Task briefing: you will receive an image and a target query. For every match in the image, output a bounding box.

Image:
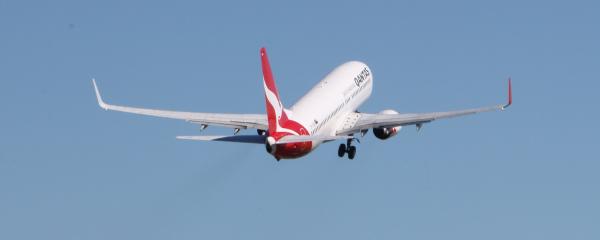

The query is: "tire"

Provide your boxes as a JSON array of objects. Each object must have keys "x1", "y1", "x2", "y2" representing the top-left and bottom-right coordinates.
[
  {"x1": 338, "y1": 144, "x2": 346, "y2": 157},
  {"x1": 348, "y1": 146, "x2": 356, "y2": 160}
]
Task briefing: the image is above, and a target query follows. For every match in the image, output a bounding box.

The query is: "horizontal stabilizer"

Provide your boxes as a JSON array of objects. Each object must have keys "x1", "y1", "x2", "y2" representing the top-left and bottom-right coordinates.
[
  {"x1": 176, "y1": 135, "x2": 266, "y2": 144},
  {"x1": 275, "y1": 135, "x2": 354, "y2": 144}
]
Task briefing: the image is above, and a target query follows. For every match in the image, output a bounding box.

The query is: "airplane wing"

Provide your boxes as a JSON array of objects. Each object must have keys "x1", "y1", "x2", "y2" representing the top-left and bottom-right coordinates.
[
  {"x1": 92, "y1": 79, "x2": 268, "y2": 130},
  {"x1": 337, "y1": 79, "x2": 512, "y2": 136}
]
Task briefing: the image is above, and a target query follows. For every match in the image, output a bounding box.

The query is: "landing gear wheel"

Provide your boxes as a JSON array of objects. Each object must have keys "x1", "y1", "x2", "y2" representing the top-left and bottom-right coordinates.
[
  {"x1": 348, "y1": 146, "x2": 356, "y2": 160},
  {"x1": 338, "y1": 144, "x2": 346, "y2": 157}
]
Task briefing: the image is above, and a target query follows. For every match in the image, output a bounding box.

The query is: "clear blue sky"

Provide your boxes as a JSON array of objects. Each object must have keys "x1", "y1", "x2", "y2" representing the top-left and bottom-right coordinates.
[{"x1": 1, "y1": 0, "x2": 598, "y2": 239}]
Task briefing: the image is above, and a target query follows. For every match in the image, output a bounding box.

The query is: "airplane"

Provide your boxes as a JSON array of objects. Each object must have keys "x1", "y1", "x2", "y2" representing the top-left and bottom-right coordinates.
[{"x1": 92, "y1": 47, "x2": 512, "y2": 161}]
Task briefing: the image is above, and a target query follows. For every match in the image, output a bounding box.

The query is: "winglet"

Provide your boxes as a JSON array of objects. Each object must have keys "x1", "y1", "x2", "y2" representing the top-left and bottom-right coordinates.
[
  {"x1": 502, "y1": 78, "x2": 512, "y2": 110},
  {"x1": 92, "y1": 78, "x2": 109, "y2": 110}
]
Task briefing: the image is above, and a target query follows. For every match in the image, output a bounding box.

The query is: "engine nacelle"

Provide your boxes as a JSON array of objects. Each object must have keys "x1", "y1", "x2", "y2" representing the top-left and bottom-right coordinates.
[{"x1": 373, "y1": 109, "x2": 402, "y2": 140}]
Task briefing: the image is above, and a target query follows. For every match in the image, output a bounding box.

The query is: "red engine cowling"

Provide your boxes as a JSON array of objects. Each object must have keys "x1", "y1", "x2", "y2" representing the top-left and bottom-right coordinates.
[{"x1": 373, "y1": 109, "x2": 402, "y2": 140}]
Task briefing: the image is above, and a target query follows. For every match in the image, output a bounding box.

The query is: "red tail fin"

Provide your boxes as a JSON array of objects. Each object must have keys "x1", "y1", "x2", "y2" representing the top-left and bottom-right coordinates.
[{"x1": 261, "y1": 47, "x2": 285, "y2": 135}]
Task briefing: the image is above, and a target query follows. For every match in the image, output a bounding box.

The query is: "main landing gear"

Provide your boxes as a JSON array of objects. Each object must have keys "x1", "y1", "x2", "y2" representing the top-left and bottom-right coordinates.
[{"x1": 338, "y1": 138, "x2": 357, "y2": 160}]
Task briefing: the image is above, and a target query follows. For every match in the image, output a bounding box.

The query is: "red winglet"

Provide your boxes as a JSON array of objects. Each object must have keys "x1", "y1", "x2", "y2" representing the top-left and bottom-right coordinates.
[{"x1": 504, "y1": 78, "x2": 512, "y2": 109}]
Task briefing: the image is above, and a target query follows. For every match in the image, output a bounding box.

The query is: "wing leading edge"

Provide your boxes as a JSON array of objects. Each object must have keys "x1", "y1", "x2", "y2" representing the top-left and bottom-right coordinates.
[
  {"x1": 92, "y1": 79, "x2": 268, "y2": 130},
  {"x1": 337, "y1": 79, "x2": 513, "y2": 136}
]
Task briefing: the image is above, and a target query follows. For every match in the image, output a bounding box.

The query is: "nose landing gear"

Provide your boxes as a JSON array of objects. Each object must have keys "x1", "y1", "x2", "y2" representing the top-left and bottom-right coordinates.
[{"x1": 337, "y1": 138, "x2": 357, "y2": 160}]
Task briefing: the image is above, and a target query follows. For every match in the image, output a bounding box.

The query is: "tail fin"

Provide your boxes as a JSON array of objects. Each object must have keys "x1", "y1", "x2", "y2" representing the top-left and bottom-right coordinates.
[{"x1": 261, "y1": 47, "x2": 286, "y2": 135}]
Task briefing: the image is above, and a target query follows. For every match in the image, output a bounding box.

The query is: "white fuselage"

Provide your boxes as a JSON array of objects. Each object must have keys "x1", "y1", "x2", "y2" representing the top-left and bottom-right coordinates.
[{"x1": 288, "y1": 61, "x2": 373, "y2": 150}]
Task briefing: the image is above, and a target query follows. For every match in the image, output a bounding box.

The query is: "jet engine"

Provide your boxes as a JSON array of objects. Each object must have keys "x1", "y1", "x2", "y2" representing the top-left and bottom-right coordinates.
[{"x1": 373, "y1": 109, "x2": 402, "y2": 140}]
